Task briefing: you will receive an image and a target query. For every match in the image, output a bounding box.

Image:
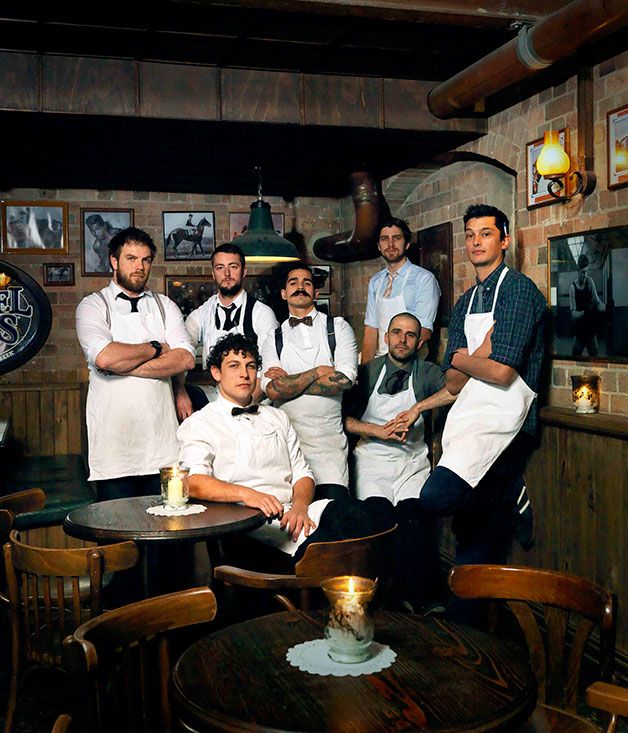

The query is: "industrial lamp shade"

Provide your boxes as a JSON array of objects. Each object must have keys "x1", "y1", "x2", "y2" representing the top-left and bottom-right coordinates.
[
  {"x1": 233, "y1": 200, "x2": 299, "y2": 263},
  {"x1": 536, "y1": 130, "x2": 571, "y2": 176}
]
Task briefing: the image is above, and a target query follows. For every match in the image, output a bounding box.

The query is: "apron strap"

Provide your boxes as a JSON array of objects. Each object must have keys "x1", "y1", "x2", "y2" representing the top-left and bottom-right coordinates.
[{"x1": 243, "y1": 294, "x2": 258, "y2": 345}]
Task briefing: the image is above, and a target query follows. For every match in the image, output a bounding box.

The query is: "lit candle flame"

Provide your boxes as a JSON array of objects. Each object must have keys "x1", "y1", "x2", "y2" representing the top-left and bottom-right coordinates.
[{"x1": 348, "y1": 577, "x2": 355, "y2": 593}]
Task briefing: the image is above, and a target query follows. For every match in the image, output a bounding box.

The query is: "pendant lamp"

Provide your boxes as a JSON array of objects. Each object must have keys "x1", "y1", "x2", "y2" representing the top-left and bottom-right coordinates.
[{"x1": 232, "y1": 166, "x2": 300, "y2": 263}]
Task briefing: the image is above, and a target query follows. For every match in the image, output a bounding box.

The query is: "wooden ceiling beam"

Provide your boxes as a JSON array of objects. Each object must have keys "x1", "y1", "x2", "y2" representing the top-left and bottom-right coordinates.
[{"x1": 196, "y1": 0, "x2": 571, "y2": 26}]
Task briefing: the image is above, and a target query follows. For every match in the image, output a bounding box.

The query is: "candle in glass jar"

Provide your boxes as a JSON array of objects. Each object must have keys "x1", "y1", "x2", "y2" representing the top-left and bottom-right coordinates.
[
  {"x1": 321, "y1": 575, "x2": 376, "y2": 663},
  {"x1": 167, "y1": 474, "x2": 184, "y2": 506}
]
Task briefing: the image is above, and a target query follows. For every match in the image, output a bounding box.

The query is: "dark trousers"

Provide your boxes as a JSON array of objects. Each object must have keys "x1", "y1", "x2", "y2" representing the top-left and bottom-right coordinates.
[
  {"x1": 419, "y1": 433, "x2": 536, "y2": 624},
  {"x1": 95, "y1": 474, "x2": 160, "y2": 502},
  {"x1": 314, "y1": 483, "x2": 350, "y2": 501}
]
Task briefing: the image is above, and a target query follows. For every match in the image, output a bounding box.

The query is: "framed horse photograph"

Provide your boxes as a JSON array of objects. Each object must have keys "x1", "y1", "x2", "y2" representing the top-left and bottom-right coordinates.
[
  {"x1": 1, "y1": 201, "x2": 68, "y2": 254},
  {"x1": 163, "y1": 211, "x2": 215, "y2": 260}
]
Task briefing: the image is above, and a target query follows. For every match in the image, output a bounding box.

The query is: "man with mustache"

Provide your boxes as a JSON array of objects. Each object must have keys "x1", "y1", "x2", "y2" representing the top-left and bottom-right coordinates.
[
  {"x1": 261, "y1": 264, "x2": 358, "y2": 500},
  {"x1": 76, "y1": 227, "x2": 195, "y2": 500},
  {"x1": 174, "y1": 243, "x2": 278, "y2": 417},
  {"x1": 362, "y1": 217, "x2": 440, "y2": 363}
]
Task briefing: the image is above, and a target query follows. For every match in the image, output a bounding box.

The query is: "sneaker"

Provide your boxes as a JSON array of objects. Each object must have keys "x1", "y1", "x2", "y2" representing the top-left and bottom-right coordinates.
[
  {"x1": 513, "y1": 479, "x2": 535, "y2": 551},
  {"x1": 421, "y1": 601, "x2": 446, "y2": 617}
]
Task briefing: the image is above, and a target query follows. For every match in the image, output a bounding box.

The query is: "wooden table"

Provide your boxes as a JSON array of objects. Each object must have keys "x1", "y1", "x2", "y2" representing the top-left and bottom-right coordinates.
[
  {"x1": 172, "y1": 610, "x2": 537, "y2": 733},
  {"x1": 64, "y1": 496, "x2": 265, "y2": 594}
]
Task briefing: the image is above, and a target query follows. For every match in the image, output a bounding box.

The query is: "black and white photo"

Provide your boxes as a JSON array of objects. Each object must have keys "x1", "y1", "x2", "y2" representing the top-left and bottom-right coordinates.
[
  {"x1": 2, "y1": 202, "x2": 68, "y2": 254},
  {"x1": 81, "y1": 208, "x2": 134, "y2": 276},
  {"x1": 163, "y1": 211, "x2": 215, "y2": 260},
  {"x1": 43, "y1": 262, "x2": 75, "y2": 286}
]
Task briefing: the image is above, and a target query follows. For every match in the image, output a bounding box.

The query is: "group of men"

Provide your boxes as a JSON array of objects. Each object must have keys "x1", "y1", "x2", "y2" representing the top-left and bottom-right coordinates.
[{"x1": 76, "y1": 203, "x2": 547, "y2": 617}]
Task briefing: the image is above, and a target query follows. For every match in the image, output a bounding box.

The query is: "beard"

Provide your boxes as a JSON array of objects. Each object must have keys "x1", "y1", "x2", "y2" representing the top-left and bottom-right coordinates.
[
  {"x1": 388, "y1": 346, "x2": 415, "y2": 364},
  {"x1": 116, "y1": 270, "x2": 148, "y2": 294},
  {"x1": 219, "y1": 281, "x2": 242, "y2": 298},
  {"x1": 382, "y1": 249, "x2": 406, "y2": 265}
]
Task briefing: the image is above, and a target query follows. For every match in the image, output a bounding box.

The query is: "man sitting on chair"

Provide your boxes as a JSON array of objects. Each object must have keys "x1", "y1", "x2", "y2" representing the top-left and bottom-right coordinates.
[{"x1": 177, "y1": 333, "x2": 392, "y2": 563}]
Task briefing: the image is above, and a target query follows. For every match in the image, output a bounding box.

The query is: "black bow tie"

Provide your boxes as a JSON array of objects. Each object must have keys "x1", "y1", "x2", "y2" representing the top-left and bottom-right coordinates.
[
  {"x1": 288, "y1": 315, "x2": 313, "y2": 327},
  {"x1": 231, "y1": 405, "x2": 259, "y2": 417},
  {"x1": 117, "y1": 292, "x2": 144, "y2": 312}
]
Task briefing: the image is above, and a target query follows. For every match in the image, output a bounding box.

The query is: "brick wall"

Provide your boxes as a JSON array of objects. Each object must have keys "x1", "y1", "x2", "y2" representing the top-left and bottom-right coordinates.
[
  {"x1": 0, "y1": 189, "x2": 342, "y2": 384},
  {"x1": 344, "y1": 50, "x2": 628, "y2": 416}
]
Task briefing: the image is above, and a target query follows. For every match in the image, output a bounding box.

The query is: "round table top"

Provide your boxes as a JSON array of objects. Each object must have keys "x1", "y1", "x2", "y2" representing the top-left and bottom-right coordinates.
[
  {"x1": 172, "y1": 610, "x2": 537, "y2": 733},
  {"x1": 63, "y1": 495, "x2": 265, "y2": 543}
]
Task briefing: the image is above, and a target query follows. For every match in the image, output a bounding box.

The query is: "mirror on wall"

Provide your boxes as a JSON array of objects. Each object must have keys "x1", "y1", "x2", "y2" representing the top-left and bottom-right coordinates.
[{"x1": 548, "y1": 225, "x2": 628, "y2": 362}]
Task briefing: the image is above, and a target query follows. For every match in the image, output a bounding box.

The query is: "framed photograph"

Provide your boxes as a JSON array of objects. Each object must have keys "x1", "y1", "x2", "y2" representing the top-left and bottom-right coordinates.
[
  {"x1": 548, "y1": 225, "x2": 628, "y2": 362},
  {"x1": 81, "y1": 208, "x2": 134, "y2": 276},
  {"x1": 526, "y1": 129, "x2": 570, "y2": 208},
  {"x1": 607, "y1": 104, "x2": 628, "y2": 190},
  {"x1": 165, "y1": 275, "x2": 216, "y2": 318},
  {"x1": 316, "y1": 297, "x2": 331, "y2": 315},
  {"x1": 163, "y1": 211, "x2": 215, "y2": 260},
  {"x1": 43, "y1": 262, "x2": 74, "y2": 286},
  {"x1": 229, "y1": 211, "x2": 284, "y2": 240},
  {"x1": 312, "y1": 265, "x2": 331, "y2": 295},
  {"x1": 1, "y1": 201, "x2": 68, "y2": 254}
]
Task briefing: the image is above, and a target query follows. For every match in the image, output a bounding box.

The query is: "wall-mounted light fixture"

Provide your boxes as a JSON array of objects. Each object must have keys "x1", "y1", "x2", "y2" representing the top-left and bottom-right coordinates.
[{"x1": 537, "y1": 67, "x2": 597, "y2": 202}]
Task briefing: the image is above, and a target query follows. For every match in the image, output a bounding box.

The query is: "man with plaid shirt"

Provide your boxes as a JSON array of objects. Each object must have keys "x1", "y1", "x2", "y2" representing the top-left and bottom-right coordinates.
[{"x1": 418, "y1": 205, "x2": 547, "y2": 619}]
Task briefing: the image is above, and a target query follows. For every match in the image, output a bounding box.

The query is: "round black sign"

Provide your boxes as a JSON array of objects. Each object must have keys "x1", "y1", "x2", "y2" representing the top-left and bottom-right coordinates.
[{"x1": 0, "y1": 261, "x2": 53, "y2": 375}]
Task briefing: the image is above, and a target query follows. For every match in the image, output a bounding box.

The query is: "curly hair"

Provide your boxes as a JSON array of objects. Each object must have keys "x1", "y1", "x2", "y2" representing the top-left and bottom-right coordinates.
[{"x1": 206, "y1": 333, "x2": 262, "y2": 371}]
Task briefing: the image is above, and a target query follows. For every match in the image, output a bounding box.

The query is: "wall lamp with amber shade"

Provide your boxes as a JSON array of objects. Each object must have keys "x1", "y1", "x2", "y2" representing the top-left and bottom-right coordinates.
[{"x1": 537, "y1": 68, "x2": 597, "y2": 202}]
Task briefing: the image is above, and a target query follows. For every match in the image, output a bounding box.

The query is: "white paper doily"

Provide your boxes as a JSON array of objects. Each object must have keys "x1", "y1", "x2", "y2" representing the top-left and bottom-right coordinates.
[
  {"x1": 286, "y1": 639, "x2": 396, "y2": 676},
  {"x1": 146, "y1": 504, "x2": 207, "y2": 517}
]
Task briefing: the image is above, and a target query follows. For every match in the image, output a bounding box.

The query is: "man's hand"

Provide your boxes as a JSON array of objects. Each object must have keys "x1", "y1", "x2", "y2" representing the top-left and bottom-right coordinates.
[
  {"x1": 241, "y1": 488, "x2": 284, "y2": 519},
  {"x1": 280, "y1": 502, "x2": 316, "y2": 542},
  {"x1": 174, "y1": 387, "x2": 193, "y2": 422},
  {"x1": 390, "y1": 403, "x2": 421, "y2": 433},
  {"x1": 160, "y1": 342, "x2": 172, "y2": 355},
  {"x1": 376, "y1": 421, "x2": 407, "y2": 443},
  {"x1": 316, "y1": 365, "x2": 335, "y2": 379},
  {"x1": 264, "y1": 366, "x2": 288, "y2": 380}
]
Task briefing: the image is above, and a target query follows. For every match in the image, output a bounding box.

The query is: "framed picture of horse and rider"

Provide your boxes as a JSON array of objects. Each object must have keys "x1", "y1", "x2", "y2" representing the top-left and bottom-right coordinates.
[
  {"x1": 163, "y1": 211, "x2": 216, "y2": 260},
  {"x1": 1, "y1": 201, "x2": 68, "y2": 254}
]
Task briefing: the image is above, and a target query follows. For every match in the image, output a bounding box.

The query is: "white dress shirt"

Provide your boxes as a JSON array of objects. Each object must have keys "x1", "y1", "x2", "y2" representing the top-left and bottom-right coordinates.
[
  {"x1": 260, "y1": 308, "x2": 358, "y2": 486},
  {"x1": 185, "y1": 289, "x2": 278, "y2": 368},
  {"x1": 76, "y1": 280, "x2": 195, "y2": 481}
]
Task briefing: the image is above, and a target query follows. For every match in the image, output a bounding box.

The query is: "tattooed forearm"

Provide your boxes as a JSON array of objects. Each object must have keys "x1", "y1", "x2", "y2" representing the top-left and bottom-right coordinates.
[
  {"x1": 306, "y1": 371, "x2": 352, "y2": 396},
  {"x1": 267, "y1": 368, "x2": 319, "y2": 401}
]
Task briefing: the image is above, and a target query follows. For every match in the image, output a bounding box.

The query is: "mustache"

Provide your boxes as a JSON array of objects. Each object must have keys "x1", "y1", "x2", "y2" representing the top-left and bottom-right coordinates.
[{"x1": 292, "y1": 290, "x2": 309, "y2": 296}]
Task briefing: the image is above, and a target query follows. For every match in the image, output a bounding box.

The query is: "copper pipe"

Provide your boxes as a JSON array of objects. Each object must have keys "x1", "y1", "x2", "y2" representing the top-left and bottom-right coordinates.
[
  {"x1": 312, "y1": 171, "x2": 390, "y2": 263},
  {"x1": 428, "y1": 0, "x2": 628, "y2": 118}
]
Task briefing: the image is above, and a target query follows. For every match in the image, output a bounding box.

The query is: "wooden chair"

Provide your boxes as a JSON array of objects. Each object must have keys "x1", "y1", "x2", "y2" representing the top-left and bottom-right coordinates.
[
  {"x1": 51, "y1": 714, "x2": 72, "y2": 733},
  {"x1": 63, "y1": 586, "x2": 217, "y2": 733},
  {"x1": 0, "y1": 487, "x2": 46, "y2": 516},
  {"x1": 586, "y1": 682, "x2": 628, "y2": 733},
  {"x1": 2, "y1": 530, "x2": 139, "y2": 733},
  {"x1": 214, "y1": 524, "x2": 397, "y2": 612},
  {"x1": 448, "y1": 565, "x2": 616, "y2": 732}
]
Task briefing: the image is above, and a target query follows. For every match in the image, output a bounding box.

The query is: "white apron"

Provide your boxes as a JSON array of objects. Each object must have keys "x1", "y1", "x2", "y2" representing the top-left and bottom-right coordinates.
[
  {"x1": 232, "y1": 416, "x2": 330, "y2": 556},
  {"x1": 276, "y1": 332, "x2": 348, "y2": 487},
  {"x1": 86, "y1": 292, "x2": 180, "y2": 481},
  {"x1": 438, "y1": 268, "x2": 536, "y2": 488},
  {"x1": 353, "y1": 365, "x2": 430, "y2": 505},
  {"x1": 375, "y1": 268, "x2": 410, "y2": 357}
]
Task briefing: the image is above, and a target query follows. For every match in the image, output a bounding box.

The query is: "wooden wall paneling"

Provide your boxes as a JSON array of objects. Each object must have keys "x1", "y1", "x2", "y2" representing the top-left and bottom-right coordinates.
[
  {"x1": 39, "y1": 389, "x2": 56, "y2": 457},
  {"x1": 140, "y1": 62, "x2": 219, "y2": 120},
  {"x1": 25, "y1": 391, "x2": 41, "y2": 457},
  {"x1": 42, "y1": 56, "x2": 136, "y2": 116},
  {"x1": 53, "y1": 389, "x2": 69, "y2": 455},
  {"x1": 0, "y1": 51, "x2": 39, "y2": 112},
  {"x1": 10, "y1": 392, "x2": 26, "y2": 449},
  {"x1": 303, "y1": 74, "x2": 380, "y2": 127},
  {"x1": 66, "y1": 389, "x2": 81, "y2": 454},
  {"x1": 0, "y1": 392, "x2": 11, "y2": 421},
  {"x1": 221, "y1": 69, "x2": 300, "y2": 123}
]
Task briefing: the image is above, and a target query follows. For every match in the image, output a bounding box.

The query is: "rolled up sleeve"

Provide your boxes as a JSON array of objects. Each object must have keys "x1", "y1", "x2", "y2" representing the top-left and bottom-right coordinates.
[
  {"x1": 411, "y1": 270, "x2": 441, "y2": 332},
  {"x1": 333, "y1": 318, "x2": 358, "y2": 384},
  {"x1": 76, "y1": 294, "x2": 112, "y2": 367},
  {"x1": 177, "y1": 416, "x2": 215, "y2": 478}
]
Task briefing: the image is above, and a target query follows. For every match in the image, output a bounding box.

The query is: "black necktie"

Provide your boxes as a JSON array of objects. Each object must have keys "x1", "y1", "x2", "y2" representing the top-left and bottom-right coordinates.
[
  {"x1": 217, "y1": 304, "x2": 240, "y2": 331},
  {"x1": 117, "y1": 293, "x2": 143, "y2": 312},
  {"x1": 288, "y1": 315, "x2": 313, "y2": 327},
  {"x1": 385, "y1": 369, "x2": 409, "y2": 395},
  {"x1": 231, "y1": 405, "x2": 259, "y2": 417}
]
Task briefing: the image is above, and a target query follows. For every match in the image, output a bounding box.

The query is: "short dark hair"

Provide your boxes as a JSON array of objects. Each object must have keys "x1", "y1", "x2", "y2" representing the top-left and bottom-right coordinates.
[
  {"x1": 108, "y1": 227, "x2": 156, "y2": 259},
  {"x1": 388, "y1": 312, "x2": 421, "y2": 333},
  {"x1": 463, "y1": 205, "x2": 510, "y2": 239},
  {"x1": 211, "y1": 242, "x2": 245, "y2": 269},
  {"x1": 577, "y1": 254, "x2": 589, "y2": 269},
  {"x1": 379, "y1": 217, "x2": 412, "y2": 245},
  {"x1": 281, "y1": 262, "x2": 315, "y2": 288},
  {"x1": 206, "y1": 333, "x2": 261, "y2": 371}
]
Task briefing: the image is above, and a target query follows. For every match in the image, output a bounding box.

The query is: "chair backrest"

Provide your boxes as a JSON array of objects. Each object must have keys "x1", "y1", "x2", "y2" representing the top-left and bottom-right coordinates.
[
  {"x1": 64, "y1": 587, "x2": 217, "y2": 733},
  {"x1": 449, "y1": 564, "x2": 616, "y2": 712},
  {"x1": 4, "y1": 530, "x2": 139, "y2": 666},
  {"x1": 0, "y1": 487, "x2": 46, "y2": 515}
]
